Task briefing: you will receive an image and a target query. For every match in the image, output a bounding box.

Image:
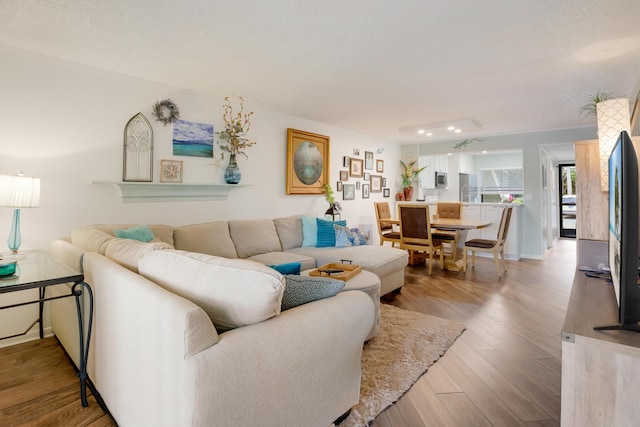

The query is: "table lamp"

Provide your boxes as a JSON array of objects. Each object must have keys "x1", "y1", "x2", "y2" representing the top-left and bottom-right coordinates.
[{"x1": 0, "y1": 173, "x2": 40, "y2": 254}]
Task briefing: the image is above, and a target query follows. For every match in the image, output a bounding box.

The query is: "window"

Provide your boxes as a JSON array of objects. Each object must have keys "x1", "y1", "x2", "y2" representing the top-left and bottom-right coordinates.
[{"x1": 480, "y1": 168, "x2": 523, "y2": 203}]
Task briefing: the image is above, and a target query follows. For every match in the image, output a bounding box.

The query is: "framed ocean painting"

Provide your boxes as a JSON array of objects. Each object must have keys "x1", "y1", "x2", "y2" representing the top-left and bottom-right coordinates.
[{"x1": 173, "y1": 119, "x2": 214, "y2": 157}]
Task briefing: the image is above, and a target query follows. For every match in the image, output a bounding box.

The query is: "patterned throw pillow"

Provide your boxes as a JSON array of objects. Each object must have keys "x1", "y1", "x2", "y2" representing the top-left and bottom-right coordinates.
[
  {"x1": 114, "y1": 224, "x2": 156, "y2": 242},
  {"x1": 334, "y1": 224, "x2": 368, "y2": 248},
  {"x1": 281, "y1": 275, "x2": 345, "y2": 310},
  {"x1": 316, "y1": 218, "x2": 347, "y2": 247}
]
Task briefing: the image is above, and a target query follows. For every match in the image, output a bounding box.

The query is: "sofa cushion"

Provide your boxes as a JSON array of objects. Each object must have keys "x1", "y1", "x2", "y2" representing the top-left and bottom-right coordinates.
[
  {"x1": 91, "y1": 224, "x2": 175, "y2": 246},
  {"x1": 229, "y1": 219, "x2": 282, "y2": 258},
  {"x1": 316, "y1": 218, "x2": 347, "y2": 247},
  {"x1": 173, "y1": 221, "x2": 238, "y2": 259},
  {"x1": 301, "y1": 216, "x2": 317, "y2": 247},
  {"x1": 71, "y1": 228, "x2": 115, "y2": 254},
  {"x1": 138, "y1": 250, "x2": 285, "y2": 332},
  {"x1": 281, "y1": 275, "x2": 345, "y2": 310},
  {"x1": 334, "y1": 224, "x2": 368, "y2": 248},
  {"x1": 114, "y1": 225, "x2": 156, "y2": 242},
  {"x1": 286, "y1": 245, "x2": 408, "y2": 280},
  {"x1": 104, "y1": 238, "x2": 173, "y2": 272},
  {"x1": 247, "y1": 252, "x2": 317, "y2": 271},
  {"x1": 274, "y1": 215, "x2": 303, "y2": 250}
]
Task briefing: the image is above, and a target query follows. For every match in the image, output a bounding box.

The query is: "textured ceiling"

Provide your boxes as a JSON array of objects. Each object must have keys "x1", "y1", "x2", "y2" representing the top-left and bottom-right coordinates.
[{"x1": 1, "y1": 0, "x2": 640, "y2": 145}]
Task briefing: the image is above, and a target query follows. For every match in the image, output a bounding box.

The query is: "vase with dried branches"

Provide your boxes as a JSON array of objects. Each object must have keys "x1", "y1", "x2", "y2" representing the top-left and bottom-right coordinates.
[{"x1": 216, "y1": 96, "x2": 256, "y2": 184}]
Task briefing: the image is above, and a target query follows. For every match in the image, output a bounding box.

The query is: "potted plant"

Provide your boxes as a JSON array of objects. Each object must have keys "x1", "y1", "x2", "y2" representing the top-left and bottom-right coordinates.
[
  {"x1": 400, "y1": 160, "x2": 427, "y2": 201},
  {"x1": 322, "y1": 183, "x2": 341, "y2": 221},
  {"x1": 216, "y1": 96, "x2": 256, "y2": 184}
]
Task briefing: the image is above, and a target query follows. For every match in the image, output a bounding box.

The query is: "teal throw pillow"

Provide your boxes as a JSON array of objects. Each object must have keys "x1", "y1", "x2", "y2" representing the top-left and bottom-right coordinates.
[
  {"x1": 281, "y1": 275, "x2": 345, "y2": 310},
  {"x1": 301, "y1": 216, "x2": 318, "y2": 247},
  {"x1": 268, "y1": 262, "x2": 302, "y2": 275},
  {"x1": 115, "y1": 225, "x2": 156, "y2": 242},
  {"x1": 334, "y1": 224, "x2": 368, "y2": 248},
  {"x1": 316, "y1": 218, "x2": 347, "y2": 247}
]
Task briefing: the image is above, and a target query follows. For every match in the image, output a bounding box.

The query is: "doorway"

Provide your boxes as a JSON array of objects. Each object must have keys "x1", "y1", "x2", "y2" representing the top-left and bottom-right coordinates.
[{"x1": 559, "y1": 164, "x2": 576, "y2": 238}]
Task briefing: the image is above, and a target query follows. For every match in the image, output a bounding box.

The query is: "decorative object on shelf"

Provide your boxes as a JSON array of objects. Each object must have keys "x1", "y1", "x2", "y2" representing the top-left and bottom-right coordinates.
[
  {"x1": 365, "y1": 151, "x2": 374, "y2": 170},
  {"x1": 160, "y1": 160, "x2": 183, "y2": 183},
  {"x1": 322, "y1": 183, "x2": 342, "y2": 221},
  {"x1": 173, "y1": 119, "x2": 214, "y2": 158},
  {"x1": 286, "y1": 128, "x2": 330, "y2": 194},
  {"x1": 224, "y1": 154, "x2": 241, "y2": 184},
  {"x1": 152, "y1": 99, "x2": 180, "y2": 125},
  {"x1": 597, "y1": 97, "x2": 630, "y2": 191},
  {"x1": 376, "y1": 159, "x2": 384, "y2": 173},
  {"x1": 123, "y1": 113, "x2": 153, "y2": 182},
  {"x1": 400, "y1": 159, "x2": 427, "y2": 201},
  {"x1": 453, "y1": 137, "x2": 483, "y2": 150},
  {"x1": 395, "y1": 191, "x2": 405, "y2": 201},
  {"x1": 350, "y1": 158, "x2": 363, "y2": 178},
  {"x1": 216, "y1": 96, "x2": 256, "y2": 184},
  {"x1": 0, "y1": 173, "x2": 40, "y2": 254},
  {"x1": 343, "y1": 184, "x2": 355, "y2": 200}
]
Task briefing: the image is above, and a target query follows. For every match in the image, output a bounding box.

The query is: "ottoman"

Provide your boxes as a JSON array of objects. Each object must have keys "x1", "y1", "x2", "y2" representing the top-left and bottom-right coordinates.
[{"x1": 302, "y1": 269, "x2": 380, "y2": 340}]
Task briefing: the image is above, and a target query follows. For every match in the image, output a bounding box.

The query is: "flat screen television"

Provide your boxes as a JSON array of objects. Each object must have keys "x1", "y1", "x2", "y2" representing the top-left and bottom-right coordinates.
[{"x1": 595, "y1": 130, "x2": 640, "y2": 333}]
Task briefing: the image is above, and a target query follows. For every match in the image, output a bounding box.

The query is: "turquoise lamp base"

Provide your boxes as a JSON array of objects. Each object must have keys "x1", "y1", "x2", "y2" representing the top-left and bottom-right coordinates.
[{"x1": 7, "y1": 208, "x2": 21, "y2": 254}]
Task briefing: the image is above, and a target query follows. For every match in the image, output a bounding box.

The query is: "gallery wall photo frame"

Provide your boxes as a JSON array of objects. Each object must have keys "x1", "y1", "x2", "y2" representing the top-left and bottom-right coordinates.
[
  {"x1": 376, "y1": 159, "x2": 384, "y2": 173},
  {"x1": 371, "y1": 175, "x2": 382, "y2": 192},
  {"x1": 362, "y1": 183, "x2": 370, "y2": 198},
  {"x1": 343, "y1": 183, "x2": 356, "y2": 200},
  {"x1": 365, "y1": 151, "x2": 374, "y2": 170},
  {"x1": 363, "y1": 172, "x2": 371, "y2": 181},
  {"x1": 160, "y1": 159, "x2": 183, "y2": 183},
  {"x1": 340, "y1": 170, "x2": 349, "y2": 181},
  {"x1": 343, "y1": 156, "x2": 351, "y2": 167},
  {"x1": 383, "y1": 188, "x2": 390, "y2": 197},
  {"x1": 286, "y1": 128, "x2": 330, "y2": 194},
  {"x1": 336, "y1": 181, "x2": 343, "y2": 191},
  {"x1": 350, "y1": 158, "x2": 363, "y2": 178}
]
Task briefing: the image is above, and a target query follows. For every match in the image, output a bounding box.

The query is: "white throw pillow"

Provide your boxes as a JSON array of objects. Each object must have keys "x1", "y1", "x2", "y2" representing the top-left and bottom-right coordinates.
[
  {"x1": 104, "y1": 239, "x2": 173, "y2": 272},
  {"x1": 71, "y1": 228, "x2": 115, "y2": 254},
  {"x1": 138, "y1": 250, "x2": 285, "y2": 331}
]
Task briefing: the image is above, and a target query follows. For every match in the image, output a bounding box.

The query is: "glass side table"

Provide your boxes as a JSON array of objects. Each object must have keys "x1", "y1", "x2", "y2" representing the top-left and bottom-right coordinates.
[{"x1": 0, "y1": 250, "x2": 93, "y2": 407}]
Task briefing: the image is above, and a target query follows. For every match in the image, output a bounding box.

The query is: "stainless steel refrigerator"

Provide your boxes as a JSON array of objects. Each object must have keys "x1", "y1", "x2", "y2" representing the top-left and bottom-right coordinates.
[{"x1": 459, "y1": 173, "x2": 478, "y2": 202}]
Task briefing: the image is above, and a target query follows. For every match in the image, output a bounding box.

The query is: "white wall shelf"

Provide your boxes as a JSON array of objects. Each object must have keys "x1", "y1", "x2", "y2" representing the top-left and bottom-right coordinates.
[{"x1": 91, "y1": 182, "x2": 246, "y2": 203}]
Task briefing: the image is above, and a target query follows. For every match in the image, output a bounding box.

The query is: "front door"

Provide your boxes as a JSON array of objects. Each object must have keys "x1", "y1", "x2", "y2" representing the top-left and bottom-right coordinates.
[{"x1": 559, "y1": 164, "x2": 576, "y2": 238}]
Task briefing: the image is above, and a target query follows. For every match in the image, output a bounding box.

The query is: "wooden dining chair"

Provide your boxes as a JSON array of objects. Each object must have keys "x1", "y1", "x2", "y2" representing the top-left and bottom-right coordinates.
[
  {"x1": 432, "y1": 202, "x2": 462, "y2": 251},
  {"x1": 398, "y1": 204, "x2": 444, "y2": 274},
  {"x1": 374, "y1": 202, "x2": 401, "y2": 247},
  {"x1": 463, "y1": 206, "x2": 513, "y2": 277}
]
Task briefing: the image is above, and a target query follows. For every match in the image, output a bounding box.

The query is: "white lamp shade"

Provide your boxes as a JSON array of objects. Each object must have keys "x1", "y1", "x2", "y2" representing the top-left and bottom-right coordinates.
[
  {"x1": 598, "y1": 98, "x2": 631, "y2": 191},
  {"x1": 0, "y1": 174, "x2": 41, "y2": 208}
]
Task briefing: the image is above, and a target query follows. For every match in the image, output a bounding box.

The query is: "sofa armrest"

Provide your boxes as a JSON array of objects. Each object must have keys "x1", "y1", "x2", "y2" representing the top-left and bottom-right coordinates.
[
  {"x1": 188, "y1": 290, "x2": 375, "y2": 427},
  {"x1": 82, "y1": 252, "x2": 218, "y2": 425},
  {"x1": 50, "y1": 238, "x2": 85, "y2": 272}
]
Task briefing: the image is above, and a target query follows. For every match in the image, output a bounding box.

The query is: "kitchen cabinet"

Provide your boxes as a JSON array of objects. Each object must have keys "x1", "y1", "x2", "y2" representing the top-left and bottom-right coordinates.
[
  {"x1": 420, "y1": 154, "x2": 449, "y2": 189},
  {"x1": 459, "y1": 153, "x2": 474, "y2": 174}
]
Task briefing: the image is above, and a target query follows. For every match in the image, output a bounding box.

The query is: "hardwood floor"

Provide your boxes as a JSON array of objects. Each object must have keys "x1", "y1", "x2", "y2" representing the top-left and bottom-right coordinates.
[
  {"x1": 375, "y1": 238, "x2": 576, "y2": 427},
  {"x1": 0, "y1": 239, "x2": 575, "y2": 426}
]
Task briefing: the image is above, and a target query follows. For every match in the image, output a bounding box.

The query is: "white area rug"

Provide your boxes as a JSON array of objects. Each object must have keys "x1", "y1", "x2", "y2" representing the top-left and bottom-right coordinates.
[{"x1": 340, "y1": 304, "x2": 465, "y2": 427}]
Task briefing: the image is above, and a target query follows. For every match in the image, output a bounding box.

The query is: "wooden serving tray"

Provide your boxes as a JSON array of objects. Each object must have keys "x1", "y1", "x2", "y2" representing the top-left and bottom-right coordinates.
[{"x1": 309, "y1": 263, "x2": 362, "y2": 282}]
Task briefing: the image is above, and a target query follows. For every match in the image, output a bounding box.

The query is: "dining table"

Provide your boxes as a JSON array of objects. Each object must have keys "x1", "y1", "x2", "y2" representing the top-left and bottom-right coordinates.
[
  {"x1": 380, "y1": 214, "x2": 492, "y2": 271},
  {"x1": 429, "y1": 218, "x2": 492, "y2": 270}
]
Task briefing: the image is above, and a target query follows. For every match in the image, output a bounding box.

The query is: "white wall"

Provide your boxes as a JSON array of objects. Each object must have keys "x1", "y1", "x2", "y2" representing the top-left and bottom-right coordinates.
[{"x1": 0, "y1": 48, "x2": 400, "y2": 345}]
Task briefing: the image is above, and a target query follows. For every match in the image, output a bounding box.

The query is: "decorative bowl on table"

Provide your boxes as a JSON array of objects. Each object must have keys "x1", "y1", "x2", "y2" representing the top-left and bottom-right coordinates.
[{"x1": 0, "y1": 260, "x2": 17, "y2": 277}]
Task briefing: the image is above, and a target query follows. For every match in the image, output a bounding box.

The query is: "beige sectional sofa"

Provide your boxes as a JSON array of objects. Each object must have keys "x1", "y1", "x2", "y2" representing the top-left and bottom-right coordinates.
[{"x1": 48, "y1": 215, "x2": 407, "y2": 427}]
